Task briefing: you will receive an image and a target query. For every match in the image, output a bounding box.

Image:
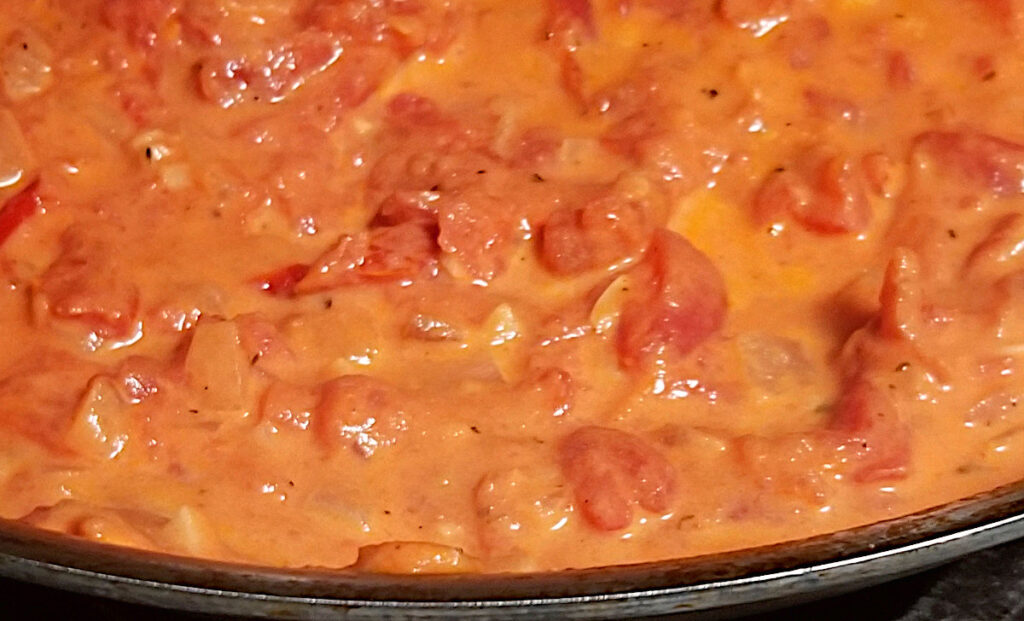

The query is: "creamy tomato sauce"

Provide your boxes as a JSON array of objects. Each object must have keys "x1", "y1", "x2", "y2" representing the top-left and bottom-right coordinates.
[{"x1": 2, "y1": 0, "x2": 1024, "y2": 574}]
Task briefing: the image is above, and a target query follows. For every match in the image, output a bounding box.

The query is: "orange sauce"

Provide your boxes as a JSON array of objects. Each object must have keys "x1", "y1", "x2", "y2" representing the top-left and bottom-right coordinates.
[{"x1": 2, "y1": 0, "x2": 1024, "y2": 573}]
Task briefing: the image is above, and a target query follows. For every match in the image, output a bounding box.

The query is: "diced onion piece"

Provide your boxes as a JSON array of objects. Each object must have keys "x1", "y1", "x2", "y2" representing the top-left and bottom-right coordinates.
[
  {"x1": 558, "y1": 137, "x2": 606, "y2": 174},
  {"x1": 352, "y1": 541, "x2": 478, "y2": 574},
  {"x1": 162, "y1": 506, "x2": 224, "y2": 557},
  {"x1": 967, "y1": 392, "x2": 1024, "y2": 428},
  {"x1": 74, "y1": 513, "x2": 154, "y2": 550},
  {"x1": 243, "y1": 202, "x2": 293, "y2": 237},
  {"x1": 390, "y1": 15, "x2": 428, "y2": 46},
  {"x1": 738, "y1": 333, "x2": 812, "y2": 389},
  {"x1": 983, "y1": 427, "x2": 1024, "y2": 465},
  {"x1": 614, "y1": 172, "x2": 655, "y2": 201},
  {"x1": 132, "y1": 129, "x2": 192, "y2": 190},
  {"x1": 67, "y1": 377, "x2": 131, "y2": 460},
  {"x1": 159, "y1": 163, "x2": 191, "y2": 190},
  {"x1": 440, "y1": 253, "x2": 474, "y2": 282},
  {"x1": 185, "y1": 320, "x2": 251, "y2": 412},
  {"x1": 131, "y1": 130, "x2": 174, "y2": 163},
  {"x1": 590, "y1": 274, "x2": 634, "y2": 335},
  {"x1": 487, "y1": 303, "x2": 520, "y2": 347},
  {"x1": 1, "y1": 28, "x2": 54, "y2": 102},
  {"x1": 0, "y1": 108, "x2": 34, "y2": 189},
  {"x1": 484, "y1": 303, "x2": 523, "y2": 382},
  {"x1": 490, "y1": 102, "x2": 522, "y2": 158}
]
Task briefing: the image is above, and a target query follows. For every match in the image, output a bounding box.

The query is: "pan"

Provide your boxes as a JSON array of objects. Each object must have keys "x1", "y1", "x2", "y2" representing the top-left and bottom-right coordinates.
[{"x1": 3, "y1": 478, "x2": 1024, "y2": 619}]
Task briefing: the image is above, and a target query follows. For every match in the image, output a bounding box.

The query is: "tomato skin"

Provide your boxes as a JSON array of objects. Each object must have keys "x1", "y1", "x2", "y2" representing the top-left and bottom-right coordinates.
[
  {"x1": 877, "y1": 248, "x2": 923, "y2": 341},
  {"x1": 0, "y1": 179, "x2": 41, "y2": 247},
  {"x1": 559, "y1": 426, "x2": 677, "y2": 531},
  {"x1": 616, "y1": 229, "x2": 727, "y2": 368},
  {"x1": 913, "y1": 130, "x2": 1024, "y2": 196}
]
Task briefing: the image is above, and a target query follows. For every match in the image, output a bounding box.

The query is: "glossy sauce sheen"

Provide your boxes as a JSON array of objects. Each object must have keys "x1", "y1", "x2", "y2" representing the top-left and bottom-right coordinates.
[{"x1": 2, "y1": 0, "x2": 1024, "y2": 574}]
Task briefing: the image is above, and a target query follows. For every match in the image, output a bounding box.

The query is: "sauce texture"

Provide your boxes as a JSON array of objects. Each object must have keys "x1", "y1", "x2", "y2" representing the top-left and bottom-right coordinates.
[{"x1": 2, "y1": 0, "x2": 1024, "y2": 573}]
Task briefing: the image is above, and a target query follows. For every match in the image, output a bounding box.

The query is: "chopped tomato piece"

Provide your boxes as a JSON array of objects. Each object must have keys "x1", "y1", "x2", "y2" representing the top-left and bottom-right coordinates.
[
  {"x1": 437, "y1": 193, "x2": 514, "y2": 281},
  {"x1": 261, "y1": 380, "x2": 316, "y2": 432},
  {"x1": 506, "y1": 127, "x2": 562, "y2": 169},
  {"x1": 913, "y1": 130, "x2": 1024, "y2": 196},
  {"x1": 560, "y1": 426, "x2": 677, "y2": 531},
  {"x1": 965, "y1": 213, "x2": 1024, "y2": 283},
  {"x1": 234, "y1": 313, "x2": 295, "y2": 374},
  {"x1": 115, "y1": 356, "x2": 169, "y2": 403},
  {"x1": 368, "y1": 96, "x2": 495, "y2": 199},
  {"x1": 544, "y1": 0, "x2": 597, "y2": 104},
  {"x1": 861, "y1": 152, "x2": 896, "y2": 197},
  {"x1": 197, "y1": 32, "x2": 342, "y2": 108},
  {"x1": 736, "y1": 379, "x2": 910, "y2": 495},
  {"x1": 547, "y1": 0, "x2": 597, "y2": 37},
  {"x1": 803, "y1": 89, "x2": 862, "y2": 124},
  {"x1": 296, "y1": 222, "x2": 438, "y2": 293},
  {"x1": 521, "y1": 367, "x2": 574, "y2": 418},
  {"x1": 877, "y1": 248, "x2": 923, "y2": 341},
  {"x1": 602, "y1": 110, "x2": 667, "y2": 163},
  {"x1": 616, "y1": 229, "x2": 727, "y2": 368},
  {"x1": 39, "y1": 227, "x2": 140, "y2": 338},
  {"x1": 971, "y1": 0, "x2": 1024, "y2": 33},
  {"x1": 829, "y1": 379, "x2": 911, "y2": 483},
  {"x1": 887, "y1": 51, "x2": 916, "y2": 88},
  {"x1": 386, "y1": 92, "x2": 444, "y2": 125},
  {"x1": 539, "y1": 194, "x2": 651, "y2": 275},
  {"x1": 303, "y1": 0, "x2": 459, "y2": 57},
  {"x1": 375, "y1": 190, "x2": 441, "y2": 227},
  {"x1": 0, "y1": 355, "x2": 100, "y2": 454},
  {"x1": 776, "y1": 15, "x2": 831, "y2": 69},
  {"x1": 0, "y1": 179, "x2": 41, "y2": 247},
  {"x1": 735, "y1": 433, "x2": 831, "y2": 506},
  {"x1": 314, "y1": 375, "x2": 409, "y2": 457},
  {"x1": 103, "y1": 0, "x2": 179, "y2": 49},
  {"x1": 754, "y1": 152, "x2": 871, "y2": 234},
  {"x1": 254, "y1": 263, "x2": 310, "y2": 297}
]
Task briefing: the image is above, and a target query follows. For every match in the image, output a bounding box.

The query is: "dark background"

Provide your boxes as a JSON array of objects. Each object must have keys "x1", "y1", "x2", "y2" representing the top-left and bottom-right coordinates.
[{"x1": 4, "y1": 537, "x2": 1024, "y2": 620}]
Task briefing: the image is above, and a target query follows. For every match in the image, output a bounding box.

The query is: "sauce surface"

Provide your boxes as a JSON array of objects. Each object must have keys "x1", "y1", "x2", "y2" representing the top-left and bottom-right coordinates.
[{"x1": 3, "y1": 0, "x2": 1024, "y2": 573}]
